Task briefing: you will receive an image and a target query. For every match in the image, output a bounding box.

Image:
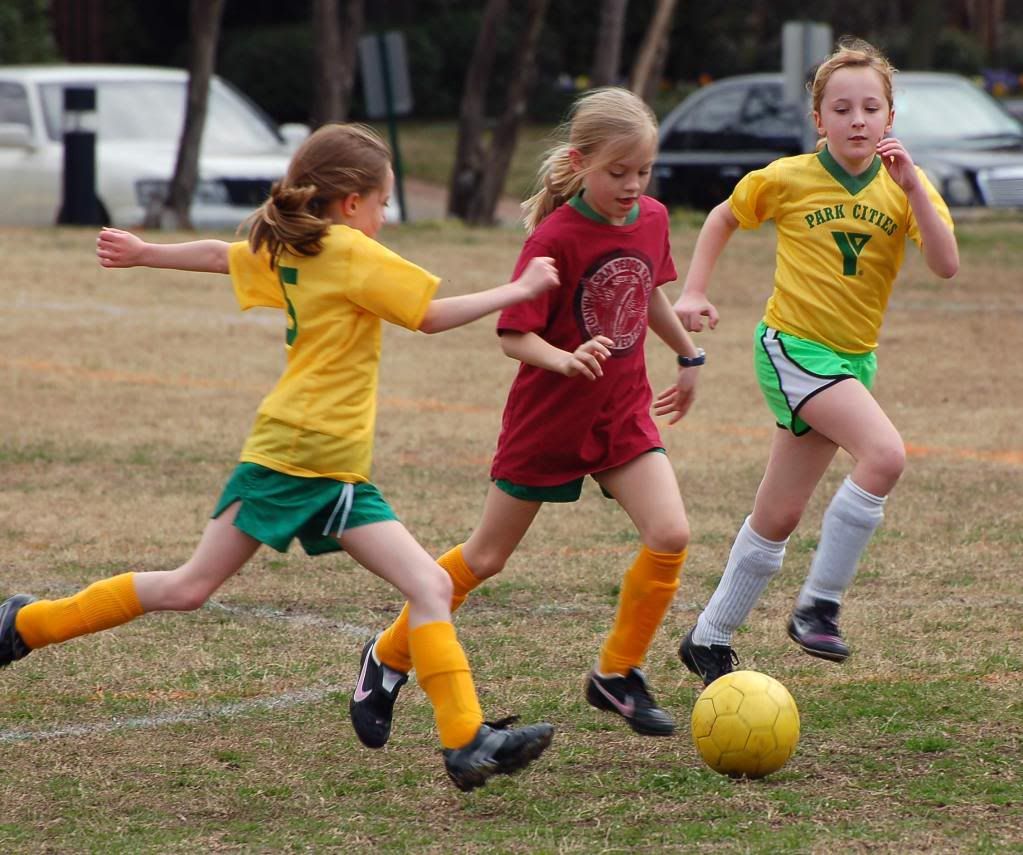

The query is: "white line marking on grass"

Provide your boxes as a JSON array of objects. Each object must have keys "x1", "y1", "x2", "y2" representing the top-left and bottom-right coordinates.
[
  {"x1": 10, "y1": 297, "x2": 282, "y2": 327},
  {"x1": 0, "y1": 684, "x2": 347, "y2": 744},
  {"x1": 0, "y1": 607, "x2": 379, "y2": 745},
  {"x1": 205, "y1": 599, "x2": 375, "y2": 638}
]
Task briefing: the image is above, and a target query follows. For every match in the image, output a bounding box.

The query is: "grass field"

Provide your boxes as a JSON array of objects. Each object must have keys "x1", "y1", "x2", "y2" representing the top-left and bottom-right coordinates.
[{"x1": 1, "y1": 214, "x2": 1022, "y2": 853}]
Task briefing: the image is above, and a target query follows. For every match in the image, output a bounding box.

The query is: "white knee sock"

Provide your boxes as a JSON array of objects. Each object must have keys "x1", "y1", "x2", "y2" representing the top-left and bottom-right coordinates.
[
  {"x1": 798, "y1": 476, "x2": 886, "y2": 608},
  {"x1": 694, "y1": 517, "x2": 787, "y2": 647}
]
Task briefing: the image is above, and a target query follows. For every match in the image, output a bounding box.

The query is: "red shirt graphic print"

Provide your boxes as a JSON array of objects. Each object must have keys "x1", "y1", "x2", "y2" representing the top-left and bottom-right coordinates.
[
  {"x1": 492, "y1": 195, "x2": 677, "y2": 486},
  {"x1": 575, "y1": 249, "x2": 654, "y2": 357}
]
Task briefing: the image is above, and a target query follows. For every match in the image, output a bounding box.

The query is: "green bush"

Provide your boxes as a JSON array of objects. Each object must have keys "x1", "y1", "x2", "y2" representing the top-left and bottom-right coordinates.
[
  {"x1": 932, "y1": 28, "x2": 987, "y2": 76},
  {"x1": 0, "y1": 0, "x2": 57, "y2": 63},
  {"x1": 217, "y1": 24, "x2": 315, "y2": 125},
  {"x1": 884, "y1": 27, "x2": 986, "y2": 76}
]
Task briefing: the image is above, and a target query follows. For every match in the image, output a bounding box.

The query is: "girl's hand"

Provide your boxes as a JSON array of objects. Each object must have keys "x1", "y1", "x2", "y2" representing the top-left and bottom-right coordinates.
[
  {"x1": 96, "y1": 227, "x2": 147, "y2": 268},
  {"x1": 674, "y1": 291, "x2": 719, "y2": 332},
  {"x1": 561, "y1": 335, "x2": 613, "y2": 380},
  {"x1": 876, "y1": 137, "x2": 920, "y2": 194},
  {"x1": 653, "y1": 367, "x2": 698, "y2": 425},
  {"x1": 515, "y1": 256, "x2": 559, "y2": 299}
]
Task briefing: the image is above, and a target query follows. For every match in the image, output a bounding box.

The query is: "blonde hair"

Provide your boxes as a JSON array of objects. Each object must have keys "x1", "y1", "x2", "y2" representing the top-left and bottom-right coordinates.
[
  {"x1": 246, "y1": 123, "x2": 391, "y2": 265},
  {"x1": 521, "y1": 87, "x2": 658, "y2": 234},
  {"x1": 809, "y1": 37, "x2": 896, "y2": 148}
]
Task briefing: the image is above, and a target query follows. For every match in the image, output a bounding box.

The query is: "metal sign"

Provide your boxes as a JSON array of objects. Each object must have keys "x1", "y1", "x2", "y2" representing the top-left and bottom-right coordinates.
[
  {"x1": 359, "y1": 31, "x2": 413, "y2": 119},
  {"x1": 782, "y1": 21, "x2": 833, "y2": 152}
]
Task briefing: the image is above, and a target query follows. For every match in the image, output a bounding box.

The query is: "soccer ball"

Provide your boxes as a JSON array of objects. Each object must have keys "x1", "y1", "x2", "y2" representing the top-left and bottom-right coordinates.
[{"x1": 691, "y1": 670, "x2": 800, "y2": 779}]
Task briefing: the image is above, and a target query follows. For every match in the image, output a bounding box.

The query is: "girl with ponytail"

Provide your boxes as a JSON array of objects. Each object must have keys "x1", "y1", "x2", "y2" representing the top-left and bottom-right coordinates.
[{"x1": 1, "y1": 123, "x2": 561, "y2": 793}]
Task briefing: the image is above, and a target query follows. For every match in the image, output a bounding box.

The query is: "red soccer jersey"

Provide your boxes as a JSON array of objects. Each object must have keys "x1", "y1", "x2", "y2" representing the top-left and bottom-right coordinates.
[{"x1": 491, "y1": 195, "x2": 677, "y2": 486}]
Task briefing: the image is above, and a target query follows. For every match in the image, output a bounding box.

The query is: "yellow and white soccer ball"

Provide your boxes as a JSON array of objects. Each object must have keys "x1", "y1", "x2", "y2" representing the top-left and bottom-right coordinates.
[{"x1": 691, "y1": 670, "x2": 800, "y2": 779}]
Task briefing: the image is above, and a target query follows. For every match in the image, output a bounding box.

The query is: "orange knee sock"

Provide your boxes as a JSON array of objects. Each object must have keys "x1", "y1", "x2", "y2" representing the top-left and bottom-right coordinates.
[
  {"x1": 375, "y1": 544, "x2": 482, "y2": 673},
  {"x1": 409, "y1": 620, "x2": 483, "y2": 749},
  {"x1": 599, "y1": 547, "x2": 686, "y2": 675},
  {"x1": 15, "y1": 573, "x2": 144, "y2": 650}
]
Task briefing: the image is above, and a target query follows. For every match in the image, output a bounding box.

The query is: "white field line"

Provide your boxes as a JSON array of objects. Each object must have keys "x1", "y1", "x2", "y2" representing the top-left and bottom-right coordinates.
[
  {"x1": 0, "y1": 595, "x2": 588, "y2": 744},
  {"x1": 8, "y1": 297, "x2": 282, "y2": 327},
  {"x1": 0, "y1": 604, "x2": 374, "y2": 745},
  {"x1": 204, "y1": 599, "x2": 377, "y2": 636},
  {"x1": 12, "y1": 295, "x2": 1023, "y2": 318},
  {"x1": 0, "y1": 684, "x2": 348, "y2": 744}
]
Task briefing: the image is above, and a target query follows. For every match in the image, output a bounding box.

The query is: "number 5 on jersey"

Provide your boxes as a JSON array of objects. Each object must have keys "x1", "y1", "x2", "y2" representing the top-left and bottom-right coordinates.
[{"x1": 279, "y1": 265, "x2": 299, "y2": 345}]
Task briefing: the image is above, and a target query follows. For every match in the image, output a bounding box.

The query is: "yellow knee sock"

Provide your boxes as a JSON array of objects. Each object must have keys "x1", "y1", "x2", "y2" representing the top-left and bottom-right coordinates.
[
  {"x1": 409, "y1": 620, "x2": 483, "y2": 749},
  {"x1": 599, "y1": 547, "x2": 686, "y2": 675},
  {"x1": 375, "y1": 544, "x2": 482, "y2": 674},
  {"x1": 15, "y1": 573, "x2": 144, "y2": 650}
]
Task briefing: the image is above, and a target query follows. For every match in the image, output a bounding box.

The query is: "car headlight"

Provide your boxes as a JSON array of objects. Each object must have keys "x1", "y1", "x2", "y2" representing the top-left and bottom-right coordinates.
[
  {"x1": 135, "y1": 179, "x2": 230, "y2": 207},
  {"x1": 195, "y1": 179, "x2": 230, "y2": 205}
]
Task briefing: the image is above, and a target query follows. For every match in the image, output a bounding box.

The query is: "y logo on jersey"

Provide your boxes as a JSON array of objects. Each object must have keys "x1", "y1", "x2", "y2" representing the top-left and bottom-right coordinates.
[{"x1": 831, "y1": 231, "x2": 871, "y2": 276}]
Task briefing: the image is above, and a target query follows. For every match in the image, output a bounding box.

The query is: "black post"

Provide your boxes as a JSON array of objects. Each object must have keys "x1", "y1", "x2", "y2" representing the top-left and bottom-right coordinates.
[
  {"x1": 377, "y1": 32, "x2": 407, "y2": 223},
  {"x1": 57, "y1": 86, "x2": 103, "y2": 226}
]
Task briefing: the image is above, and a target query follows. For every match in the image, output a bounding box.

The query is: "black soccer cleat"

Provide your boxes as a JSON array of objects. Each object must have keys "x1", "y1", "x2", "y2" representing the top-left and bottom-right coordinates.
[
  {"x1": 585, "y1": 668, "x2": 676, "y2": 736},
  {"x1": 787, "y1": 598, "x2": 849, "y2": 662},
  {"x1": 0, "y1": 595, "x2": 36, "y2": 668},
  {"x1": 349, "y1": 634, "x2": 409, "y2": 749},
  {"x1": 679, "y1": 626, "x2": 739, "y2": 687},
  {"x1": 443, "y1": 716, "x2": 555, "y2": 792}
]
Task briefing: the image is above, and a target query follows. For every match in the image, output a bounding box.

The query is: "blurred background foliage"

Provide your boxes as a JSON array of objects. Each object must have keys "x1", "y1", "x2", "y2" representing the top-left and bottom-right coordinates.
[{"x1": 4, "y1": 0, "x2": 1023, "y2": 124}]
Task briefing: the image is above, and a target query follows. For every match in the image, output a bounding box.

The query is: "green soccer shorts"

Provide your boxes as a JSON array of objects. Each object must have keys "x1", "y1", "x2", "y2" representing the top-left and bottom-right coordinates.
[
  {"x1": 213, "y1": 462, "x2": 398, "y2": 555},
  {"x1": 754, "y1": 321, "x2": 877, "y2": 436}
]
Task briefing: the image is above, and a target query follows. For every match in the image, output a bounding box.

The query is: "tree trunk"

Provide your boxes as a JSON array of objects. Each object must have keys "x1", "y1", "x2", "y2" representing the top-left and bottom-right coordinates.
[
  {"x1": 147, "y1": 0, "x2": 225, "y2": 230},
  {"x1": 907, "y1": 0, "x2": 943, "y2": 68},
  {"x1": 590, "y1": 0, "x2": 628, "y2": 88},
  {"x1": 639, "y1": 7, "x2": 674, "y2": 104},
  {"x1": 468, "y1": 0, "x2": 550, "y2": 225},
  {"x1": 311, "y1": 0, "x2": 364, "y2": 127},
  {"x1": 629, "y1": 0, "x2": 677, "y2": 101},
  {"x1": 448, "y1": 0, "x2": 509, "y2": 219},
  {"x1": 969, "y1": 0, "x2": 1005, "y2": 62}
]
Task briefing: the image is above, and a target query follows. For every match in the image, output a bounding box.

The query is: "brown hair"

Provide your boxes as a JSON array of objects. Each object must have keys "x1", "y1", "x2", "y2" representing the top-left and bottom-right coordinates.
[
  {"x1": 809, "y1": 36, "x2": 896, "y2": 118},
  {"x1": 245, "y1": 123, "x2": 391, "y2": 265},
  {"x1": 521, "y1": 87, "x2": 658, "y2": 234}
]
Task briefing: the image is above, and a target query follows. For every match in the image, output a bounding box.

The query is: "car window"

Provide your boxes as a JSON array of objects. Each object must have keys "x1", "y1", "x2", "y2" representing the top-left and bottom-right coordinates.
[
  {"x1": 38, "y1": 79, "x2": 281, "y2": 151},
  {"x1": 0, "y1": 82, "x2": 31, "y2": 128},
  {"x1": 894, "y1": 79, "x2": 1023, "y2": 144},
  {"x1": 672, "y1": 85, "x2": 747, "y2": 133},
  {"x1": 740, "y1": 84, "x2": 801, "y2": 140}
]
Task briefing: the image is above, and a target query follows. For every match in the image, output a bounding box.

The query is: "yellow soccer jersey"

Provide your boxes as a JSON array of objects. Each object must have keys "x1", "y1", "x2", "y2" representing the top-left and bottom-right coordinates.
[
  {"x1": 227, "y1": 226, "x2": 439, "y2": 481},
  {"x1": 729, "y1": 146, "x2": 953, "y2": 353}
]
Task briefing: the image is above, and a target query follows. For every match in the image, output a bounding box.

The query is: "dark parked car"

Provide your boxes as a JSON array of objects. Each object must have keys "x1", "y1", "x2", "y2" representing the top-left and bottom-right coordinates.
[{"x1": 654, "y1": 71, "x2": 1023, "y2": 210}]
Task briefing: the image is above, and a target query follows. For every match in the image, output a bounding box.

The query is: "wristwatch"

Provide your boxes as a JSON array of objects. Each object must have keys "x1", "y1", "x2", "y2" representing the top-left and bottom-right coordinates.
[{"x1": 676, "y1": 348, "x2": 706, "y2": 367}]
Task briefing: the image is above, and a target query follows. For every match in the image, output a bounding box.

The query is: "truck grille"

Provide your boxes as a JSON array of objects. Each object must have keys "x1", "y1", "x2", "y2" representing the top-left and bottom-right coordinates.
[
  {"x1": 222, "y1": 178, "x2": 274, "y2": 207},
  {"x1": 978, "y1": 168, "x2": 1023, "y2": 207}
]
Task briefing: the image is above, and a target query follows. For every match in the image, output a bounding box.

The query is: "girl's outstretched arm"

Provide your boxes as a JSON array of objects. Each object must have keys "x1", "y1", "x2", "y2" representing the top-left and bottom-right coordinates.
[
  {"x1": 673, "y1": 201, "x2": 739, "y2": 332},
  {"x1": 417, "y1": 256, "x2": 559, "y2": 334},
  {"x1": 96, "y1": 227, "x2": 230, "y2": 274}
]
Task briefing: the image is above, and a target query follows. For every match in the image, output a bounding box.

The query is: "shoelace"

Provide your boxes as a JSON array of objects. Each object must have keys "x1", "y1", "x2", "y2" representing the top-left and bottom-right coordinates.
[
  {"x1": 623, "y1": 672, "x2": 658, "y2": 709},
  {"x1": 813, "y1": 602, "x2": 841, "y2": 636},
  {"x1": 818, "y1": 614, "x2": 840, "y2": 636},
  {"x1": 716, "y1": 646, "x2": 740, "y2": 669},
  {"x1": 484, "y1": 715, "x2": 520, "y2": 730}
]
